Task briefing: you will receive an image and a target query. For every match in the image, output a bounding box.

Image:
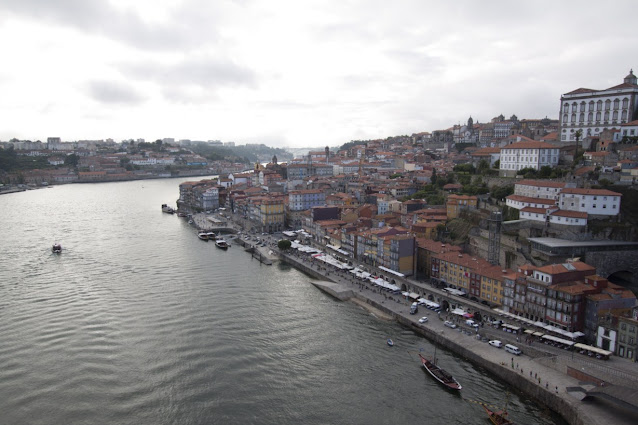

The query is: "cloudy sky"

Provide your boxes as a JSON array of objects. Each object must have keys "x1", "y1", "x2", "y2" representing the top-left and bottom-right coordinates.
[{"x1": 1, "y1": 1, "x2": 636, "y2": 148}]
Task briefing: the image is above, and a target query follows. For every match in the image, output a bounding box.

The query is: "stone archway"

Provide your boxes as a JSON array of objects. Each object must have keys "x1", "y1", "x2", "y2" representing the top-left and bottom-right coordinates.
[
  {"x1": 441, "y1": 300, "x2": 450, "y2": 312},
  {"x1": 608, "y1": 270, "x2": 637, "y2": 294}
]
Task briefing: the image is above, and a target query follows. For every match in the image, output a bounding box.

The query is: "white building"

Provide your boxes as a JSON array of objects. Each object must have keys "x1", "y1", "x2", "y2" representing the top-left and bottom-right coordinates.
[
  {"x1": 519, "y1": 207, "x2": 587, "y2": 227},
  {"x1": 506, "y1": 195, "x2": 556, "y2": 211},
  {"x1": 559, "y1": 70, "x2": 638, "y2": 144},
  {"x1": 558, "y1": 188, "x2": 622, "y2": 216},
  {"x1": 618, "y1": 119, "x2": 638, "y2": 141},
  {"x1": 499, "y1": 137, "x2": 560, "y2": 177},
  {"x1": 514, "y1": 179, "x2": 569, "y2": 200}
]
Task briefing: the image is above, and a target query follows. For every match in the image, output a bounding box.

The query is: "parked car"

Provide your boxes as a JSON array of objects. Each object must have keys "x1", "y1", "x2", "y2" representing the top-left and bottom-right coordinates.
[
  {"x1": 418, "y1": 317, "x2": 428, "y2": 324},
  {"x1": 444, "y1": 321, "x2": 457, "y2": 329},
  {"x1": 488, "y1": 340, "x2": 503, "y2": 348}
]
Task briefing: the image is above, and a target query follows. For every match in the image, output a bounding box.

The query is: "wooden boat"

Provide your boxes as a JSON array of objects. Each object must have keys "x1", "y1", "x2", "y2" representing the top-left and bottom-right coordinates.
[
  {"x1": 387, "y1": 338, "x2": 394, "y2": 346},
  {"x1": 198, "y1": 233, "x2": 209, "y2": 241},
  {"x1": 215, "y1": 239, "x2": 229, "y2": 250},
  {"x1": 161, "y1": 204, "x2": 175, "y2": 214},
  {"x1": 482, "y1": 403, "x2": 512, "y2": 425},
  {"x1": 418, "y1": 353, "x2": 462, "y2": 390}
]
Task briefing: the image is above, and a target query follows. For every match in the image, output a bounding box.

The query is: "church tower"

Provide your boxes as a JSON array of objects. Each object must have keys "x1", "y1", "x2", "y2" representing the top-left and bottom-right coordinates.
[{"x1": 624, "y1": 69, "x2": 637, "y2": 85}]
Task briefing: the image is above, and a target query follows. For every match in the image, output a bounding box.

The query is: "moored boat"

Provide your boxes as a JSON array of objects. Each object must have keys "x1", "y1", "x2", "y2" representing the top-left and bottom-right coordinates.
[
  {"x1": 161, "y1": 204, "x2": 175, "y2": 214},
  {"x1": 198, "y1": 232, "x2": 209, "y2": 241},
  {"x1": 52, "y1": 243, "x2": 62, "y2": 253},
  {"x1": 482, "y1": 403, "x2": 512, "y2": 425},
  {"x1": 387, "y1": 338, "x2": 394, "y2": 346},
  {"x1": 206, "y1": 232, "x2": 216, "y2": 240},
  {"x1": 418, "y1": 353, "x2": 462, "y2": 391},
  {"x1": 215, "y1": 239, "x2": 229, "y2": 250}
]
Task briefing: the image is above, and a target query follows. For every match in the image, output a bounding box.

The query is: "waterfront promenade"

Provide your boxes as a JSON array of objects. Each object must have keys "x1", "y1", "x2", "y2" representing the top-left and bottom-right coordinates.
[
  {"x1": 226, "y1": 223, "x2": 637, "y2": 425},
  {"x1": 275, "y1": 248, "x2": 637, "y2": 425}
]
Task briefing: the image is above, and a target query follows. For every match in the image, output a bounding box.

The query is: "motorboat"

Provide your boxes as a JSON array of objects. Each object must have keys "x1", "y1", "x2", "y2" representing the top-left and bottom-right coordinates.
[
  {"x1": 198, "y1": 233, "x2": 209, "y2": 241},
  {"x1": 206, "y1": 232, "x2": 216, "y2": 240},
  {"x1": 215, "y1": 239, "x2": 229, "y2": 250},
  {"x1": 161, "y1": 204, "x2": 175, "y2": 214},
  {"x1": 52, "y1": 243, "x2": 62, "y2": 253},
  {"x1": 387, "y1": 338, "x2": 394, "y2": 347}
]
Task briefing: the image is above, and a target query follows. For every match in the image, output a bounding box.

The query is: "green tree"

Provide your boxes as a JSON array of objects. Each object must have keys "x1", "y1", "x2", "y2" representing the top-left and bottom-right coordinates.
[
  {"x1": 492, "y1": 159, "x2": 500, "y2": 169},
  {"x1": 277, "y1": 239, "x2": 292, "y2": 250},
  {"x1": 64, "y1": 154, "x2": 79, "y2": 167},
  {"x1": 538, "y1": 165, "x2": 552, "y2": 178}
]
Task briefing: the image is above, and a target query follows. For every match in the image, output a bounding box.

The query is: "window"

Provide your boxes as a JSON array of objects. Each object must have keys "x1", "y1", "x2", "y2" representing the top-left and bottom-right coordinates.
[{"x1": 605, "y1": 99, "x2": 611, "y2": 110}]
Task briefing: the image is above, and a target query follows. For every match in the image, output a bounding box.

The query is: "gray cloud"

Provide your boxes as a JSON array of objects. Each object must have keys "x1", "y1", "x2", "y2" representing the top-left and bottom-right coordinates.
[
  {"x1": 0, "y1": 0, "x2": 221, "y2": 51},
  {"x1": 118, "y1": 55, "x2": 257, "y2": 102},
  {"x1": 86, "y1": 80, "x2": 146, "y2": 104}
]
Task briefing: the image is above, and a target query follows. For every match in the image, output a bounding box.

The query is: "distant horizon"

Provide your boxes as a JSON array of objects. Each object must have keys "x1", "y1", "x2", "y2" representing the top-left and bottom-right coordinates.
[{"x1": 1, "y1": 1, "x2": 635, "y2": 148}]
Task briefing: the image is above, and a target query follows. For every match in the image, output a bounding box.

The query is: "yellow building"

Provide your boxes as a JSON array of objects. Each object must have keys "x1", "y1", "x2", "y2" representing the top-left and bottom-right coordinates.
[
  {"x1": 446, "y1": 194, "x2": 478, "y2": 219},
  {"x1": 259, "y1": 197, "x2": 285, "y2": 233}
]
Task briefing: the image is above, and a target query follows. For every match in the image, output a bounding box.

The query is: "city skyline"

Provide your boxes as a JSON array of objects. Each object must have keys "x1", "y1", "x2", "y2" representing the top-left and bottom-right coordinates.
[{"x1": 1, "y1": 0, "x2": 636, "y2": 148}]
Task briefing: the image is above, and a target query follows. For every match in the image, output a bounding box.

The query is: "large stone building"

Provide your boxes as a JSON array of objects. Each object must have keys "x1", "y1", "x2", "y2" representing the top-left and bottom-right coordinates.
[{"x1": 559, "y1": 69, "x2": 638, "y2": 144}]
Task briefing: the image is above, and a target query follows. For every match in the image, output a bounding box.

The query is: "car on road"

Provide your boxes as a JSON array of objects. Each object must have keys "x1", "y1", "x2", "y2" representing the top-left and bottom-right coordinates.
[
  {"x1": 418, "y1": 317, "x2": 428, "y2": 323},
  {"x1": 488, "y1": 340, "x2": 503, "y2": 348},
  {"x1": 444, "y1": 321, "x2": 457, "y2": 329}
]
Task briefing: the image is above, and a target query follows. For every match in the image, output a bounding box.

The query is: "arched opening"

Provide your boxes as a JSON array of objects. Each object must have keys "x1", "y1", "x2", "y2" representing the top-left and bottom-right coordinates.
[
  {"x1": 607, "y1": 270, "x2": 637, "y2": 295},
  {"x1": 401, "y1": 283, "x2": 408, "y2": 292},
  {"x1": 427, "y1": 294, "x2": 434, "y2": 301},
  {"x1": 391, "y1": 279, "x2": 396, "y2": 286},
  {"x1": 441, "y1": 300, "x2": 450, "y2": 312}
]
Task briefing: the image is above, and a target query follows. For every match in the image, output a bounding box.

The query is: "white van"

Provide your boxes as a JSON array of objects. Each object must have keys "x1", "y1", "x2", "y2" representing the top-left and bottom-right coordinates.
[
  {"x1": 465, "y1": 319, "x2": 478, "y2": 328},
  {"x1": 504, "y1": 344, "x2": 522, "y2": 355}
]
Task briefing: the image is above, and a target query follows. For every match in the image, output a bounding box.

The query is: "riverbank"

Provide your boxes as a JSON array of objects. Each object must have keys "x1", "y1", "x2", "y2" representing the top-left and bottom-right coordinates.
[{"x1": 272, "y1": 247, "x2": 635, "y2": 425}]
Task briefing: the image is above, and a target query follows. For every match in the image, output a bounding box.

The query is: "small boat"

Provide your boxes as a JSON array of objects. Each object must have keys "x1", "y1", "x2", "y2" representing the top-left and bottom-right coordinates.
[
  {"x1": 418, "y1": 353, "x2": 462, "y2": 391},
  {"x1": 387, "y1": 338, "x2": 394, "y2": 347},
  {"x1": 482, "y1": 404, "x2": 513, "y2": 425},
  {"x1": 198, "y1": 233, "x2": 209, "y2": 241},
  {"x1": 161, "y1": 204, "x2": 175, "y2": 214},
  {"x1": 52, "y1": 243, "x2": 62, "y2": 253},
  {"x1": 206, "y1": 232, "x2": 216, "y2": 240},
  {"x1": 215, "y1": 239, "x2": 229, "y2": 250}
]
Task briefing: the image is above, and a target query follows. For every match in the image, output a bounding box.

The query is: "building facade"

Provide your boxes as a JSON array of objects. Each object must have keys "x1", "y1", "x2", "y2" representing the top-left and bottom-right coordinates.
[{"x1": 559, "y1": 70, "x2": 638, "y2": 143}]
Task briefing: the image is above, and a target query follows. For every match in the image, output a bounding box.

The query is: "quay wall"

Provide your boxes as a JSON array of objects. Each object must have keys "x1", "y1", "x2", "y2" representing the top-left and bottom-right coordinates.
[{"x1": 351, "y1": 294, "x2": 588, "y2": 425}]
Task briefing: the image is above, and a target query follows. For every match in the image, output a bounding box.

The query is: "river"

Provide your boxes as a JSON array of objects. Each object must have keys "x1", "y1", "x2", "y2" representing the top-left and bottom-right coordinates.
[{"x1": 0, "y1": 178, "x2": 563, "y2": 424}]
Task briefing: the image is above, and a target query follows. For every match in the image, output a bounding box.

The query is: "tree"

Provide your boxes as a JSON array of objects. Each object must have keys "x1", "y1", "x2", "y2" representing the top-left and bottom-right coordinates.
[
  {"x1": 64, "y1": 154, "x2": 79, "y2": 167},
  {"x1": 492, "y1": 159, "x2": 500, "y2": 169},
  {"x1": 574, "y1": 129, "x2": 583, "y2": 162},
  {"x1": 277, "y1": 239, "x2": 292, "y2": 250}
]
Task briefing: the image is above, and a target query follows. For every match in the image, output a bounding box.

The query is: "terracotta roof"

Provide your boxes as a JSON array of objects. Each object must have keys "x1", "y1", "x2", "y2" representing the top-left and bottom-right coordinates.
[
  {"x1": 516, "y1": 179, "x2": 566, "y2": 188},
  {"x1": 560, "y1": 188, "x2": 622, "y2": 197},
  {"x1": 507, "y1": 194, "x2": 556, "y2": 205},
  {"x1": 621, "y1": 120, "x2": 638, "y2": 126},
  {"x1": 550, "y1": 210, "x2": 587, "y2": 219},
  {"x1": 564, "y1": 87, "x2": 597, "y2": 95},
  {"x1": 536, "y1": 261, "x2": 596, "y2": 275}
]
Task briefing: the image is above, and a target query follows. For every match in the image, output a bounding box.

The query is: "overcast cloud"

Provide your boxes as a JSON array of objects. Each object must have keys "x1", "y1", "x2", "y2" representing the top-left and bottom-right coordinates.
[{"x1": 0, "y1": 0, "x2": 636, "y2": 148}]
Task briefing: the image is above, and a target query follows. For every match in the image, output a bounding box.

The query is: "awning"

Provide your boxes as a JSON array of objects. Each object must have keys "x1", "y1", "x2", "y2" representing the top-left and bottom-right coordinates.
[{"x1": 409, "y1": 292, "x2": 419, "y2": 300}]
